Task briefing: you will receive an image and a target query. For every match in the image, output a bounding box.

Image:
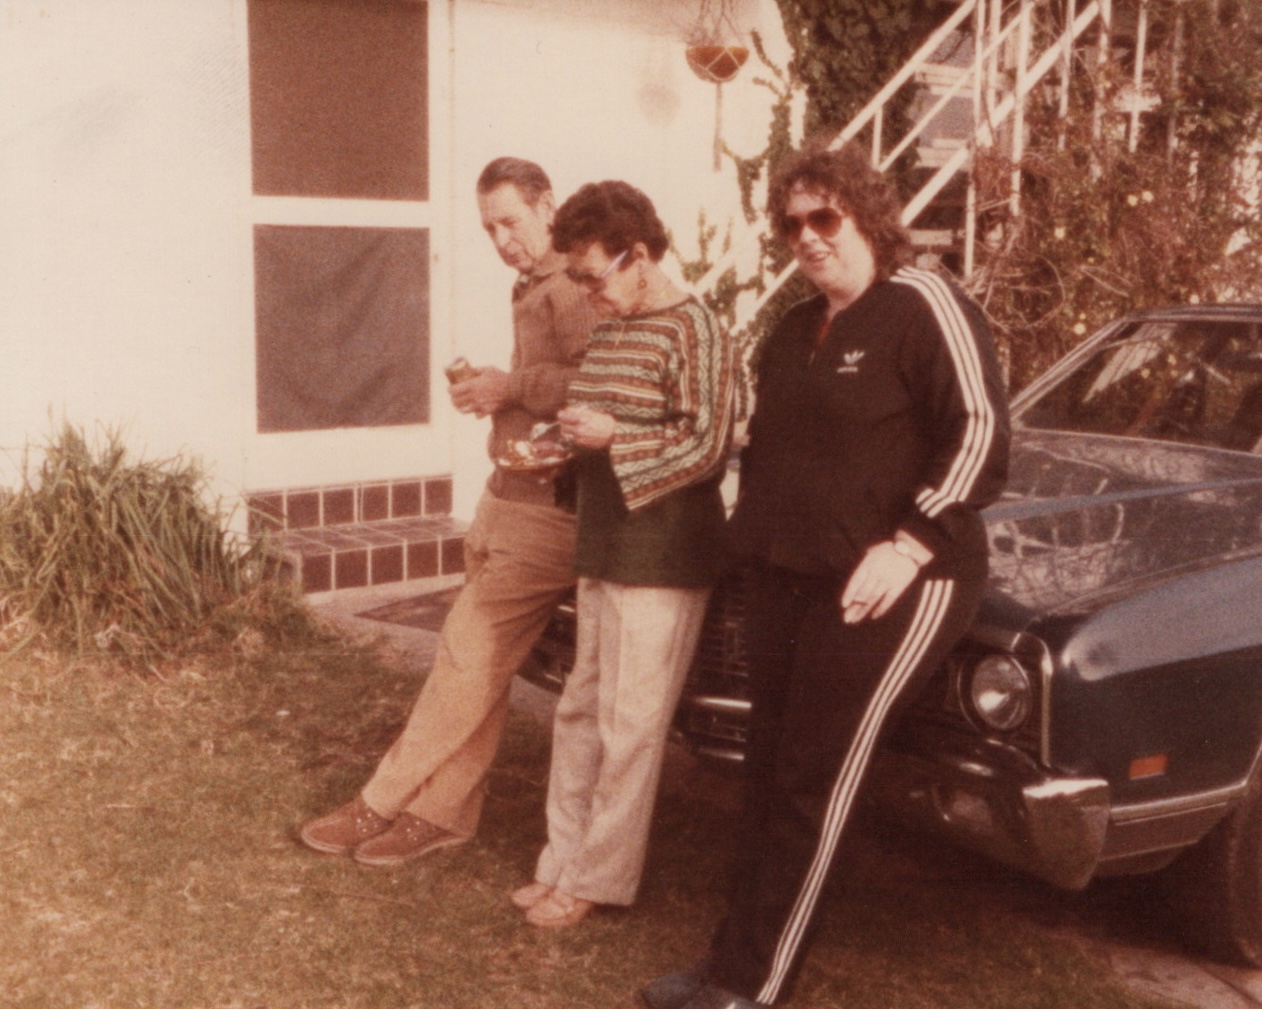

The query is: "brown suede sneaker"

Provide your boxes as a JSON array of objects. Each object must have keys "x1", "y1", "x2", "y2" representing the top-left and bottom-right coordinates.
[
  {"x1": 299, "y1": 795, "x2": 392, "y2": 855},
  {"x1": 352, "y1": 812, "x2": 467, "y2": 866}
]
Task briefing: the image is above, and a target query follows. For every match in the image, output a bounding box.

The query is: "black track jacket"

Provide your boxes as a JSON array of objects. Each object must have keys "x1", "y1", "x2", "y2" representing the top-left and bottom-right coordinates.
[{"x1": 730, "y1": 267, "x2": 1010, "y2": 582}]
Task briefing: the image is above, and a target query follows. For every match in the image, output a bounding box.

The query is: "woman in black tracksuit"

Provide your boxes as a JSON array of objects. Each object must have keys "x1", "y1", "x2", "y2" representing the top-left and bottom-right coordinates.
[{"x1": 641, "y1": 143, "x2": 1010, "y2": 1009}]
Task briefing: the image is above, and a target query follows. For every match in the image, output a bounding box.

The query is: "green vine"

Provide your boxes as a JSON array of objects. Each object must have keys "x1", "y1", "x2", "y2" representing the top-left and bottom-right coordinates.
[
  {"x1": 724, "y1": 31, "x2": 795, "y2": 228},
  {"x1": 674, "y1": 209, "x2": 762, "y2": 332},
  {"x1": 776, "y1": 0, "x2": 953, "y2": 151}
]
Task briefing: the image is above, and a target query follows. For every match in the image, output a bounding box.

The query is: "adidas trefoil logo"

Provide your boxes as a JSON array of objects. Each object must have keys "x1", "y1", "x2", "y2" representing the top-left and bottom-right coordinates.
[{"x1": 836, "y1": 349, "x2": 866, "y2": 374}]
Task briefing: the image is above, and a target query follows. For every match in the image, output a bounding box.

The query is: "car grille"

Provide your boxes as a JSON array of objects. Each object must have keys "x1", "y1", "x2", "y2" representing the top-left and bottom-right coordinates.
[
  {"x1": 521, "y1": 565, "x2": 1042, "y2": 767},
  {"x1": 674, "y1": 565, "x2": 755, "y2": 762}
]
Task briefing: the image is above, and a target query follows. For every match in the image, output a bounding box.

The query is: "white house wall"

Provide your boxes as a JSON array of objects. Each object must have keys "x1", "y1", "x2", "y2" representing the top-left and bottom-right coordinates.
[
  {"x1": 0, "y1": 0, "x2": 255, "y2": 505},
  {"x1": 0, "y1": 0, "x2": 784, "y2": 523}
]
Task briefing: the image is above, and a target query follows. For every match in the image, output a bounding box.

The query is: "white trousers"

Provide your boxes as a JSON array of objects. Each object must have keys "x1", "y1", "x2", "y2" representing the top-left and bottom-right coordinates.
[{"x1": 534, "y1": 577, "x2": 711, "y2": 906}]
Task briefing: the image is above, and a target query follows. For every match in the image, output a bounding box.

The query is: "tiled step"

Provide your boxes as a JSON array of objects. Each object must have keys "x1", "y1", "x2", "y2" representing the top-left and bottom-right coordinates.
[
  {"x1": 277, "y1": 516, "x2": 467, "y2": 595},
  {"x1": 247, "y1": 475, "x2": 467, "y2": 596}
]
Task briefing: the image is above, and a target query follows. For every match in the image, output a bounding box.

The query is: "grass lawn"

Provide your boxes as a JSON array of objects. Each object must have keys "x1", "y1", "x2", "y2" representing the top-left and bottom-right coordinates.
[{"x1": 0, "y1": 621, "x2": 1187, "y2": 1009}]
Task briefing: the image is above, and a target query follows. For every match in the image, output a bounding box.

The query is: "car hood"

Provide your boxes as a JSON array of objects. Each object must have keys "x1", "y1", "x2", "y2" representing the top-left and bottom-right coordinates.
[{"x1": 979, "y1": 429, "x2": 1262, "y2": 622}]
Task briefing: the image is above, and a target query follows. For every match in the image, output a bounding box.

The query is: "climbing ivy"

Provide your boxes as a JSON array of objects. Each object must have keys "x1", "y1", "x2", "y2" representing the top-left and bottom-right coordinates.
[
  {"x1": 672, "y1": 29, "x2": 800, "y2": 415},
  {"x1": 776, "y1": 0, "x2": 953, "y2": 148}
]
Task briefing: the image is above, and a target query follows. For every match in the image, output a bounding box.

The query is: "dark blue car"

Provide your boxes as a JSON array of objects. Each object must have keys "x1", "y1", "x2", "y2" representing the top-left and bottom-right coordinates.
[{"x1": 522, "y1": 304, "x2": 1262, "y2": 965}]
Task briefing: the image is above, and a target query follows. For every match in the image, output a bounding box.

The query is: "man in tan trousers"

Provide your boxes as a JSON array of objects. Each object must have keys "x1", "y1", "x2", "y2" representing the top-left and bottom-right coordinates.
[{"x1": 300, "y1": 157, "x2": 599, "y2": 865}]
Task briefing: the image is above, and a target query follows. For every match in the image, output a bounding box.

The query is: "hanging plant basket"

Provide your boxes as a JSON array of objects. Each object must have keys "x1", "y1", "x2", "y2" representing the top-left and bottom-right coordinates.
[
  {"x1": 686, "y1": 44, "x2": 749, "y2": 84},
  {"x1": 683, "y1": 0, "x2": 749, "y2": 169}
]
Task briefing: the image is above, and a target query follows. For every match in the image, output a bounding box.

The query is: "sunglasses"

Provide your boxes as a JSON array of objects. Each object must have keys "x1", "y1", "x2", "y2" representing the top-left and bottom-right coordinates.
[
  {"x1": 566, "y1": 250, "x2": 629, "y2": 291},
  {"x1": 776, "y1": 207, "x2": 845, "y2": 242}
]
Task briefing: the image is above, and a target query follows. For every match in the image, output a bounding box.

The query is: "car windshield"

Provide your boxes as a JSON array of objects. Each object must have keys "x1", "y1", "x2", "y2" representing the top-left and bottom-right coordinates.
[{"x1": 1018, "y1": 318, "x2": 1262, "y2": 452}]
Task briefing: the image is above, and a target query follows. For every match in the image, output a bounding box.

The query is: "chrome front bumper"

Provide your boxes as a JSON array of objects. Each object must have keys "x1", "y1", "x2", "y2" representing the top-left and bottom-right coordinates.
[
  {"x1": 676, "y1": 695, "x2": 1114, "y2": 891},
  {"x1": 559, "y1": 674, "x2": 1235, "y2": 891},
  {"x1": 868, "y1": 726, "x2": 1110, "y2": 891}
]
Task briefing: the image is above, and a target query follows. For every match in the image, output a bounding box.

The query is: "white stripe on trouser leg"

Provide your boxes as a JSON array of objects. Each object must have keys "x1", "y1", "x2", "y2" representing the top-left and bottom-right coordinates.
[{"x1": 756, "y1": 579, "x2": 955, "y2": 1005}]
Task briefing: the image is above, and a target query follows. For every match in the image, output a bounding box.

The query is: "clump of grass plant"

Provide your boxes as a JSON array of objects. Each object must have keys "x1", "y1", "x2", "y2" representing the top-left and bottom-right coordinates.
[{"x1": 0, "y1": 421, "x2": 301, "y2": 668}]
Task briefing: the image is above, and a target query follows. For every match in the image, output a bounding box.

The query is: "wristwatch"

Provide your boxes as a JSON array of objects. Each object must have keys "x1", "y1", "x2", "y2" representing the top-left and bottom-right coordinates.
[{"x1": 891, "y1": 538, "x2": 924, "y2": 567}]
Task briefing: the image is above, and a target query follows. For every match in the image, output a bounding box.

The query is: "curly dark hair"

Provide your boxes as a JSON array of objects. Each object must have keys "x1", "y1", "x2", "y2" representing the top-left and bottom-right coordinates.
[
  {"x1": 551, "y1": 180, "x2": 670, "y2": 262},
  {"x1": 767, "y1": 140, "x2": 912, "y2": 281}
]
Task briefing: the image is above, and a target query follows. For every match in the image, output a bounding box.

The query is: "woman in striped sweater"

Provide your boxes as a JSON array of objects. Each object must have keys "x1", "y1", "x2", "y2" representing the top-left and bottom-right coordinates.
[
  {"x1": 641, "y1": 144, "x2": 1010, "y2": 1008},
  {"x1": 509, "y1": 180, "x2": 736, "y2": 929}
]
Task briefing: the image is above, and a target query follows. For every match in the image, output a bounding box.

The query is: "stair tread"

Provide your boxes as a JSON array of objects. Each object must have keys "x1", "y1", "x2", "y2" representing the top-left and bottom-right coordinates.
[
  {"x1": 277, "y1": 516, "x2": 466, "y2": 555},
  {"x1": 274, "y1": 517, "x2": 469, "y2": 594}
]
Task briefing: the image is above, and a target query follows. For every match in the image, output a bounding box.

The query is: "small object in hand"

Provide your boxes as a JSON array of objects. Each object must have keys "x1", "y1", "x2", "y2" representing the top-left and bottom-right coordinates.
[
  {"x1": 530, "y1": 420, "x2": 573, "y2": 450},
  {"x1": 445, "y1": 356, "x2": 477, "y2": 385},
  {"x1": 496, "y1": 438, "x2": 571, "y2": 471}
]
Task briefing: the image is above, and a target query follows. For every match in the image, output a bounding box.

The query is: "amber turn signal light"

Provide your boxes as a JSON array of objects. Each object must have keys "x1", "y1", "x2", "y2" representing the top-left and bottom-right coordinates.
[{"x1": 1128, "y1": 754, "x2": 1168, "y2": 779}]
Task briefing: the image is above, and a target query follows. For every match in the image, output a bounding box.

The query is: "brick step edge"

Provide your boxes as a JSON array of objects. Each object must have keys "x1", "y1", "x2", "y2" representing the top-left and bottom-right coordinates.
[{"x1": 274, "y1": 516, "x2": 468, "y2": 595}]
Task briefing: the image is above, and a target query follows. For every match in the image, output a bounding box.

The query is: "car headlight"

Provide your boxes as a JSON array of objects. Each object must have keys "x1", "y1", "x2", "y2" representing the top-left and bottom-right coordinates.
[{"x1": 965, "y1": 653, "x2": 1033, "y2": 732}]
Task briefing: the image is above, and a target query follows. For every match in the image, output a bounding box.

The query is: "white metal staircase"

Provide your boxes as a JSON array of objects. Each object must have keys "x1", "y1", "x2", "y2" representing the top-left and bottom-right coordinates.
[{"x1": 692, "y1": 0, "x2": 1160, "y2": 338}]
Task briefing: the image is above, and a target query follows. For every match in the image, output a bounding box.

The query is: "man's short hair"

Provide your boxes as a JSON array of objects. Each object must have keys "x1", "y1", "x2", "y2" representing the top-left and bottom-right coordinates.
[{"x1": 477, "y1": 157, "x2": 552, "y2": 206}]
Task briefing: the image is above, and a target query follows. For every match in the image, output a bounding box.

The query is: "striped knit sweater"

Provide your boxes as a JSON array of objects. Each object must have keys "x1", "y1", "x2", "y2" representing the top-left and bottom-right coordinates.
[{"x1": 567, "y1": 297, "x2": 735, "y2": 513}]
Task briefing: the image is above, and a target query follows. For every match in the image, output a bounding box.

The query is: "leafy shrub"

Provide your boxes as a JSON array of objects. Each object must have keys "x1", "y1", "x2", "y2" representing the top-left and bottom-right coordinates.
[{"x1": 966, "y1": 0, "x2": 1262, "y2": 389}]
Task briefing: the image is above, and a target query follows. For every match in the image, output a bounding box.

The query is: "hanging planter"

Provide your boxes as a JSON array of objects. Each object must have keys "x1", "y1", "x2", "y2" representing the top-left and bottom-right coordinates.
[
  {"x1": 684, "y1": 0, "x2": 749, "y2": 169},
  {"x1": 685, "y1": 43, "x2": 749, "y2": 85}
]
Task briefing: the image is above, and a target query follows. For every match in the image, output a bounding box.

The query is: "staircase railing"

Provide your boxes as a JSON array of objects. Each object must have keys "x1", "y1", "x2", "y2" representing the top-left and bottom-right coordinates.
[{"x1": 692, "y1": 0, "x2": 1111, "y2": 338}]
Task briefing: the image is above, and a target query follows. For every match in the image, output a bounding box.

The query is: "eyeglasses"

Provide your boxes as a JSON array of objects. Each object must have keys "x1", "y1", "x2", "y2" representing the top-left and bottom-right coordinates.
[
  {"x1": 776, "y1": 207, "x2": 845, "y2": 242},
  {"x1": 566, "y1": 250, "x2": 628, "y2": 291}
]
